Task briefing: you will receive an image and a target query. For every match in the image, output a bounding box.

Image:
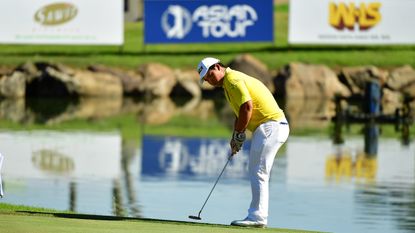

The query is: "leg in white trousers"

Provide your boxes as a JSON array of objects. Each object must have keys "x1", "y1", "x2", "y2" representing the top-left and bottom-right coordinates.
[
  {"x1": 247, "y1": 120, "x2": 289, "y2": 225},
  {"x1": 0, "y1": 152, "x2": 3, "y2": 197}
]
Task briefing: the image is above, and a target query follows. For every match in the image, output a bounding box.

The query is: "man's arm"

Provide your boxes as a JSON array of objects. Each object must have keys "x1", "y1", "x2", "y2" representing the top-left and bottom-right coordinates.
[
  {"x1": 235, "y1": 100, "x2": 253, "y2": 132},
  {"x1": 230, "y1": 100, "x2": 253, "y2": 155}
]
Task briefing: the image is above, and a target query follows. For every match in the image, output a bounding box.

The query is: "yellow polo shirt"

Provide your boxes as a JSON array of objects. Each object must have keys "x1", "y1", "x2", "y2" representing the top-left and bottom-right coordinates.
[{"x1": 223, "y1": 67, "x2": 285, "y2": 132}]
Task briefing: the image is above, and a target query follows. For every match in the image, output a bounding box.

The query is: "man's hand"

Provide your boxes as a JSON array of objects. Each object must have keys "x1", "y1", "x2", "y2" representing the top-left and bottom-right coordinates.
[{"x1": 230, "y1": 131, "x2": 246, "y2": 155}]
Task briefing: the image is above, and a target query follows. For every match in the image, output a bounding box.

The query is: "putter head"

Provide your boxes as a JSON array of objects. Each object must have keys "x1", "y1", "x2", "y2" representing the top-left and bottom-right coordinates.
[{"x1": 188, "y1": 215, "x2": 202, "y2": 220}]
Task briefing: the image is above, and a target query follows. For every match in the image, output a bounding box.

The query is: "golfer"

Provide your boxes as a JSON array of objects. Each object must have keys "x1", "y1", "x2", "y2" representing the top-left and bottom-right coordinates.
[{"x1": 197, "y1": 57, "x2": 289, "y2": 228}]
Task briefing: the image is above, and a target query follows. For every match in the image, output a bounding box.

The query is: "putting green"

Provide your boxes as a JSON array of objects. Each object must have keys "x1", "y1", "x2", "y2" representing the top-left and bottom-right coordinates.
[{"x1": 0, "y1": 204, "x2": 324, "y2": 233}]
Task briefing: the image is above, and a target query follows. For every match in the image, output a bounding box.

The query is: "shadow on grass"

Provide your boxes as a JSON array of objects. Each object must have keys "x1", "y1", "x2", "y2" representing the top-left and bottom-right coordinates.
[{"x1": 16, "y1": 210, "x2": 225, "y2": 227}]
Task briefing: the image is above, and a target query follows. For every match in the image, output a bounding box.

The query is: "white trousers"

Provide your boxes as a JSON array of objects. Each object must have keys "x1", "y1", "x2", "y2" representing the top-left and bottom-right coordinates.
[
  {"x1": 0, "y1": 152, "x2": 3, "y2": 197},
  {"x1": 247, "y1": 120, "x2": 289, "y2": 224}
]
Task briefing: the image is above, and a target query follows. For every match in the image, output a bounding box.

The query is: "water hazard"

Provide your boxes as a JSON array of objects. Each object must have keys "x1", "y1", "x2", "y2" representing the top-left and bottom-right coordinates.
[{"x1": 0, "y1": 97, "x2": 414, "y2": 233}]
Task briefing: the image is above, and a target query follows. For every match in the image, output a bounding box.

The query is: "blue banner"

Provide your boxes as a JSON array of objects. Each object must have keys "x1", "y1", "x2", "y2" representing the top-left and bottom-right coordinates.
[
  {"x1": 142, "y1": 135, "x2": 250, "y2": 178},
  {"x1": 144, "y1": 0, "x2": 273, "y2": 44}
]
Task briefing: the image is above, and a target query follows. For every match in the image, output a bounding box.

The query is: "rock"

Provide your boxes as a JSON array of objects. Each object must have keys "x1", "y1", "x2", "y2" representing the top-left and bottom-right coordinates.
[
  {"x1": 139, "y1": 97, "x2": 175, "y2": 125},
  {"x1": 121, "y1": 70, "x2": 143, "y2": 95},
  {"x1": 0, "y1": 98, "x2": 26, "y2": 122},
  {"x1": 39, "y1": 66, "x2": 78, "y2": 96},
  {"x1": 121, "y1": 97, "x2": 144, "y2": 114},
  {"x1": 176, "y1": 98, "x2": 215, "y2": 120},
  {"x1": 0, "y1": 66, "x2": 12, "y2": 76},
  {"x1": 0, "y1": 71, "x2": 26, "y2": 98},
  {"x1": 387, "y1": 65, "x2": 415, "y2": 95},
  {"x1": 382, "y1": 88, "x2": 402, "y2": 115},
  {"x1": 14, "y1": 62, "x2": 123, "y2": 97},
  {"x1": 228, "y1": 54, "x2": 274, "y2": 93},
  {"x1": 171, "y1": 69, "x2": 201, "y2": 98},
  {"x1": 16, "y1": 62, "x2": 42, "y2": 82},
  {"x1": 200, "y1": 79, "x2": 216, "y2": 92},
  {"x1": 402, "y1": 83, "x2": 415, "y2": 98},
  {"x1": 88, "y1": 65, "x2": 143, "y2": 95},
  {"x1": 410, "y1": 100, "x2": 415, "y2": 118},
  {"x1": 338, "y1": 66, "x2": 388, "y2": 96},
  {"x1": 70, "y1": 70, "x2": 123, "y2": 97},
  {"x1": 285, "y1": 97, "x2": 334, "y2": 129},
  {"x1": 138, "y1": 63, "x2": 177, "y2": 97},
  {"x1": 44, "y1": 97, "x2": 123, "y2": 125},
  {"x1": 275, "y1": 63, "x2": 350, "y2": 99}
]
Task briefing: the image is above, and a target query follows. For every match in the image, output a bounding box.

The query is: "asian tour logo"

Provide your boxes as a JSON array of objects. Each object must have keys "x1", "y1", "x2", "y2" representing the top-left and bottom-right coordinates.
[
  {"x1": 162, "y1": 4, "x2": 257, "y2": 39},
  {"x1": 162, "y1": 5, "x2": 192, "y2": 39},
  {"x1": 329, "y1": 1, "x2": 381, "y2": 30}
]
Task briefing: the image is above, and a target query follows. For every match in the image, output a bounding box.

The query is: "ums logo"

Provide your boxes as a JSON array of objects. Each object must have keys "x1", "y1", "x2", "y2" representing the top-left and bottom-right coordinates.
[
  {"x1": 329, "y1": 1, "x2": 381, "y2": 30},
  {"x1": 34, "y1": 2, "x2": 78, "y2": 26}
]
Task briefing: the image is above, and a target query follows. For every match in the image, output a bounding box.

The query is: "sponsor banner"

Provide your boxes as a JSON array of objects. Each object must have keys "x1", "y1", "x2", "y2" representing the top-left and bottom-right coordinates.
[
  {"x1": 144, "y1": 0, "x2": 273, "y2": 44},
  {"x1": 0, "y1": 0, "x2": 123, "y2": 45},
  {"x1": 142, "y1": 135, "x2": 250, "y2": 178},
  {"x1": 289, "y1": 0, "x2": 415, "y2": 44}
]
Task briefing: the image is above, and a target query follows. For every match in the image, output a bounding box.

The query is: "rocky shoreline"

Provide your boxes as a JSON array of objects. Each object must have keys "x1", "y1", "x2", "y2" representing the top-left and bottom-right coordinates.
[{"x1": 0, "y1": 54, "x2": 414, "y2": 128}]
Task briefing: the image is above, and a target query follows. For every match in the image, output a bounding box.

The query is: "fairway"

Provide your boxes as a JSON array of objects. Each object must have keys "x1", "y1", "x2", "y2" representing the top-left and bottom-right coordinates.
[{"x1": 0, "y1": 208, "x2": 324, "y2": 233}]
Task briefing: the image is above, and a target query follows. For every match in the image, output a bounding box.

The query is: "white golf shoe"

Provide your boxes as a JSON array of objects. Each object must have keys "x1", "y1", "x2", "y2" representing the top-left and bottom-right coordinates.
[{"x1": 230, "y1": 218, "x2": 266, "y2": 228}]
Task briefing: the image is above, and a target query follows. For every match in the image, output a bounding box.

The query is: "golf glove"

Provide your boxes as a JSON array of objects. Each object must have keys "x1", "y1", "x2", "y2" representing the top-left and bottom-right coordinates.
[{"x1": 231, "y1": 131, "x2": 246, "y2": 155}]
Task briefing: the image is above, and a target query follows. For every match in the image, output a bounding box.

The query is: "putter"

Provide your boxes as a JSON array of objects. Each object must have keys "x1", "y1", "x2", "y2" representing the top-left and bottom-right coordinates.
[{"x1": 189, "y1": 154, "x2": 233, "y2": 221}]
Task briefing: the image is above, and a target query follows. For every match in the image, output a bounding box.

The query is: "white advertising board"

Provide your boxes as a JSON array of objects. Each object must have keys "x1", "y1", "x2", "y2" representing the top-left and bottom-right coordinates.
[
  {"x1": 0, "y1": 0, "x2": 123, "y2": 45},
  {"x1": 289, "y1": 0, "x2": 415, "y2": 44}
]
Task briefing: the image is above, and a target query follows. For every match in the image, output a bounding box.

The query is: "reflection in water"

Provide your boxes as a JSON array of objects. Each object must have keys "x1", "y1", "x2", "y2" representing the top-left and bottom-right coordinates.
[
  {"x1": 26, "y1": 98, "x2": 79, "y2": 124},
  {"x1": 121, "y1": 139, "x2": 141, "y2": 217},
  {"x1": 328, "y1": 96, "x2": 415, "y2": 232},
  {"x1": 327, "y1": 121, "x2": 380, "y2": 183},
  {"x1": 0, "y1": 96, "x2": 413, "y2": 233},
  {"x1": 325, "y1": 147, "x2": 378, "y2": 183},
  {"x1": 112, "y1": 180, "x2": 124, "y2": 216},
  {"x1": 355, "y1": 183, "x2": 415, "y2": 233},
  {"x1": 142, "y1": 135, "x2": 249, "y2": 178},
  {"x1": 69, "y1": 182, "x2": 76, "y2": 212},
  {"x1": 32, "y1": 149, "x2": 75, "y2": 175}
]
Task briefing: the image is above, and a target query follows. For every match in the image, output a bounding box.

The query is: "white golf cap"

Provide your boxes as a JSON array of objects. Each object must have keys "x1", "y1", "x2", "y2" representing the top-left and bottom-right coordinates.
[{"x1": 197, "y1": 57, "x2": 220, "y2": 83}]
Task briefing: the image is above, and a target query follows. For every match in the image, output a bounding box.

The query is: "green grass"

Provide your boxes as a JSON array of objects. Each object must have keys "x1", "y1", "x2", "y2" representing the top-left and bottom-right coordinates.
[
  {"x1": 0, "y1": 203, "x2": 323, "y2": 233},
  {"x1": 0, "y1": 4, "x2": 413, "y2": 70}
]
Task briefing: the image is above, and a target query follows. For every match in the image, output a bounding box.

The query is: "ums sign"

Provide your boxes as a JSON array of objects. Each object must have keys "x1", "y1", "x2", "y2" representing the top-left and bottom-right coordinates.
[
  {"x1": 289, "y1": 0, "x2": 415, "y2": 44},
  {"x1": 34, "y1": 2, "x2": 78, "y2": 26},
  {"x1": 329, "y1": 1, "x2": 382, "y2": 31}
]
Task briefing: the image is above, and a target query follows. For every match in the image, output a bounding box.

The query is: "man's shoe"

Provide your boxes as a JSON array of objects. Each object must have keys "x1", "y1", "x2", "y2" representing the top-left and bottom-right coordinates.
[{"x1": 230, "y1": 219, "x2": 266, "y2": 228}]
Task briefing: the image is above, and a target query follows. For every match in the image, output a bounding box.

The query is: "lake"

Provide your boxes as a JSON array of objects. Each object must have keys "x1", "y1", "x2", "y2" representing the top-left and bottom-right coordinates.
[{"x1": 0, "y1": 97, "x2": 414, "y2": 233}]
